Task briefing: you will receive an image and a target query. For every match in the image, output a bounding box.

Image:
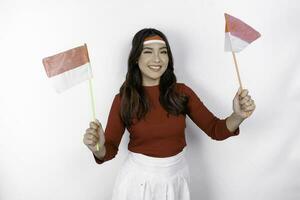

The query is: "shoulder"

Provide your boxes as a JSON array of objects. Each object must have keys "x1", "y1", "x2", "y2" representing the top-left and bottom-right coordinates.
[
  {"x1": 110, "y1": 93, "x2": 122, "y2": 107},
  {"x1": 176, "y1": 82, "x2": 195, "y2": 96},
  {"x1": 115, "y1": 93, "x2": 121, "y2": 99},
  {"x1": 176, "y1": 82, "x2": 189, "y2": 90}
]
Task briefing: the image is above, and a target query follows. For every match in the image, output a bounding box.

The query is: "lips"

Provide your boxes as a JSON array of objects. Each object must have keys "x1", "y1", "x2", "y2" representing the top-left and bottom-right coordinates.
[{"x1": 148, "y1": 65, "x2": 161, "y2": 71}]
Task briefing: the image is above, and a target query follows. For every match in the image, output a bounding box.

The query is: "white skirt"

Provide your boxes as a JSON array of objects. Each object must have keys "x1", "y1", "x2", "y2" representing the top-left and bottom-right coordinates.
[{"x1": 111, "y1": 147, "x2": 191, "y2": 200}]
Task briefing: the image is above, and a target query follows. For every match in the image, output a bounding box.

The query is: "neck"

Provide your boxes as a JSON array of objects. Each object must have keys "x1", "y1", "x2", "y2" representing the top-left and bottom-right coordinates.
[{"x1": 142, "y1": 79, "x2": 160, "y2": 87}]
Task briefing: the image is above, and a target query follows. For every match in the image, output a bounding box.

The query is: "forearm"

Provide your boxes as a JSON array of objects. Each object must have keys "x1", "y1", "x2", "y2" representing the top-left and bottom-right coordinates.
[
  {"x1": 93, "y1": 145, "x2": 106, "y2": 160},
  {"x1": 226, "y1": 112, "x2": 244, "y2": 133}
]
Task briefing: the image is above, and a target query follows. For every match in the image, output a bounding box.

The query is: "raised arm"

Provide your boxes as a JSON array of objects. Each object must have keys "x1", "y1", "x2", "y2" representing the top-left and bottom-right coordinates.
[{"x1": 181, "y1": 83, "x2": 240, "y2": 140}]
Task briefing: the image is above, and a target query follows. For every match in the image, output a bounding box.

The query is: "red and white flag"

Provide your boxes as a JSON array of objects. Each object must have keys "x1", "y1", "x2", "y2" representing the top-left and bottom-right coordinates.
[
  {"x1": 224, "y1": 13, "x2": 261, "y2": 52},
  {"x1": 42, "y1": 44, "x2": 92, "y2": 93}
]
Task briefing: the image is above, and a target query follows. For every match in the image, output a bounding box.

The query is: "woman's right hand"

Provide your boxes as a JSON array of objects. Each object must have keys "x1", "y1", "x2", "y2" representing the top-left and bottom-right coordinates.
[{"x1": 83, "y1": 119, "x2": 105, "y2": 153}]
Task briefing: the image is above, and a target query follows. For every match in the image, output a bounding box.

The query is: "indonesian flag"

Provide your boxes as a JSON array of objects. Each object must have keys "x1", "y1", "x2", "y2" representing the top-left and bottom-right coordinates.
[
  {"x1": 224, "y1": 13, "x2": 261, "y2": 52},
  {"x1": 42, "y1": 44, "x2": 93, "y2": 93}
]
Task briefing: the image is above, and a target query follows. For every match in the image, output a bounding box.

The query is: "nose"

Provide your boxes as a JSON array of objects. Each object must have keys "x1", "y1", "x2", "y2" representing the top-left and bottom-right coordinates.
[{"x1": 153, "y1": 52, "x2": 161, "y2": 63}]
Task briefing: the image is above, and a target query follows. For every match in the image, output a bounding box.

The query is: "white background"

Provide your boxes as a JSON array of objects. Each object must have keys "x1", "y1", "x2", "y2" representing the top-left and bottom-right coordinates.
[{"x1": 0, "y1": 0, "x2": 299, "y2": 199}]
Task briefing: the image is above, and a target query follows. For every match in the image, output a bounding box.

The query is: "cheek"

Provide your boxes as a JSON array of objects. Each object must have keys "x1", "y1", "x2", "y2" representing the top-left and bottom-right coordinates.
[
  {"x1": 138, "y1": 61, "x2": 148, "y2": 70},
  {"x1": 162, "y1": 55, "x2": 169, "y2": 63},
  {"x1": 138, "y1": 56, "x2": 151, "y2": 66},
  {"x1": 162, "y1": 58, "x2": 169, "y2": 68},
  {"x1": 138, "y1": 61, "x2": 150, "y2": 73}
]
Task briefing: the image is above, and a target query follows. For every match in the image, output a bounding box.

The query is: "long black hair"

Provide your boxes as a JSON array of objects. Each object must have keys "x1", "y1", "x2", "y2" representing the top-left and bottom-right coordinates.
[{"x1": 119, "y1": 28, "x2": 189, "y2": 128}]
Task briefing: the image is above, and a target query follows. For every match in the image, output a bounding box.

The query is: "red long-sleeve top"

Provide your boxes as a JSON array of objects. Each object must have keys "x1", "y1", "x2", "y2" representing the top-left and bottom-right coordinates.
[{"x1": 93, "y1": 83, "x2": 240, "y2": 164}]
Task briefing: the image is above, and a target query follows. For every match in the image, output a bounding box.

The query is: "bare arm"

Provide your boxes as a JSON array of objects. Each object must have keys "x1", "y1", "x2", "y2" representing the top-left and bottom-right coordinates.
[
  {"x1": 226, "y1": 112, "x2": 244, "y2": 133},
  {"x1": 93, "y1": 145, "x2": 106, "y2": 160}
]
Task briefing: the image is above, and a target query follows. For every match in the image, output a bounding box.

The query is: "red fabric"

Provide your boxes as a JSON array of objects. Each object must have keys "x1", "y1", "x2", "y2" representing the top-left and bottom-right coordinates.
[
  {"x1": 93, "y1": 83, "x2": 240, "y2": 164},
  {"x1": 224, "y1": 13, "x2": 261, "y2": 43}
]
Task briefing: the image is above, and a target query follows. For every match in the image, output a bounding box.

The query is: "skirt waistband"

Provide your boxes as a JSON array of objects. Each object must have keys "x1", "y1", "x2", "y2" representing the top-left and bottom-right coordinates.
[{"x1": 126, "y1": 147, "x2": 187, "y2": 177}]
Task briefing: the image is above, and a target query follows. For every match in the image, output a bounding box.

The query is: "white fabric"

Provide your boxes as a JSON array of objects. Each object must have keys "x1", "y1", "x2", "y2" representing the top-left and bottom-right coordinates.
[
  {"x1": 143, "y1": 40, "x2": 166, "y2": 45},
  {"x1": 224, "y1": 32, "x2": 250, "y2": 52},
  {"x1": 50, "y1": 62, "x2": 93, "y2": 93},
  {"x1": 112, "y1": 147, "x2": 190, "y2": 200}
]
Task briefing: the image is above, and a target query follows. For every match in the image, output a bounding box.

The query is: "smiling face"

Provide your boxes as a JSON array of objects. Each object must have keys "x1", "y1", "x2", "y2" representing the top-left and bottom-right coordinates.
[{"x1": 137, "y1": 42, "x2": 169, "y2": 86}]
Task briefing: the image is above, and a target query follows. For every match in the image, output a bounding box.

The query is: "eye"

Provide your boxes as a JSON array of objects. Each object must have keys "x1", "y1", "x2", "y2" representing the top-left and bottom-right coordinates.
[
  {"x1": 143, "y1": 51, "x2": 152, "y2": 54},
  {"x1": 161, "y1": 51, "x2": 167, "y2": 54}
]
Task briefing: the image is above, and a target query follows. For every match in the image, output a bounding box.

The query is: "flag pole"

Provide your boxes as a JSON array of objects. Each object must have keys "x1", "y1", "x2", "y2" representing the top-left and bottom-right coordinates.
[
  {"x1": 228, "y1": 36, "x2": 252, "y2": 117},
  {"x1": 227, "y1": 33, "x2": 243, "y2": 90},
  {"x1": 225, "y1": 14, "x2": 249, "y2": 115},
  {"x1": 88, "y1": 78, "x2": 96, "y2": 121},
  {"x1": 231, "y1": 51, "x2": 243, "y2": 90},
  {"x1": 85, "y1": 43, "x2": 99, "y2": 151},
  {"x1": 225, "y1": 14, "x2": 243, "y2": 90}
]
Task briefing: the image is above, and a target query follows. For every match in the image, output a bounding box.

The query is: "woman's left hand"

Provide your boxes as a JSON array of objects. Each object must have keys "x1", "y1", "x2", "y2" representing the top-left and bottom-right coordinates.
[{"x1": 233, "y1": 88, "x2": 256, "y2": 120}]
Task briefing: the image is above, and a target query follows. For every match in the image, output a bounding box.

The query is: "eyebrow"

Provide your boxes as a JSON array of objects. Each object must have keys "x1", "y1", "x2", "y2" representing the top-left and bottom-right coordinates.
[{"x1": 142, "y1": 47, "x2": 167, "y2": 50}]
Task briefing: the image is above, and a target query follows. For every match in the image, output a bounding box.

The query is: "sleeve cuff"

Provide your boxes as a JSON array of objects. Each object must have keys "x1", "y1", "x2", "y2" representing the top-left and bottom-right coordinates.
[
  {"x1": 93, "y1": 152, "x2": 105, "y2": 164},
  {"x1": 230, "y1": 126, "x2": 240, "y2": 136}
]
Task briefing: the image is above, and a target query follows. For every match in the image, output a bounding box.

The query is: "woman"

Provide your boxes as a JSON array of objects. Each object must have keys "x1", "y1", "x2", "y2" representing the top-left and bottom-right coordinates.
[{"x1": 83, "y1": 28, "x2": 256, "y2": 200}]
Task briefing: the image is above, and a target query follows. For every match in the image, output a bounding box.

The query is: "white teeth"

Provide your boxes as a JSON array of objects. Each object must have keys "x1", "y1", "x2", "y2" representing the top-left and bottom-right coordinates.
[{"x1": 149, "y1": 66, "x2": 161, "y2": 70}]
